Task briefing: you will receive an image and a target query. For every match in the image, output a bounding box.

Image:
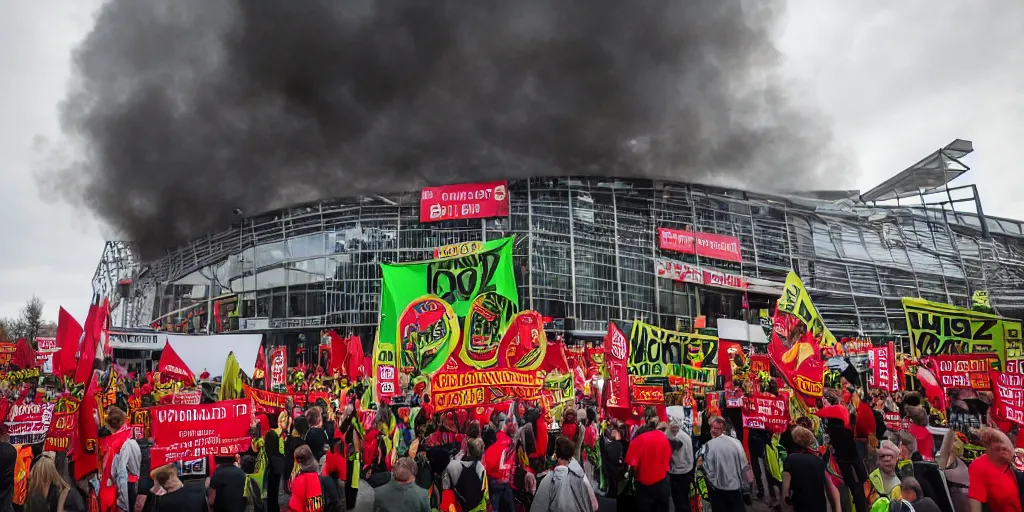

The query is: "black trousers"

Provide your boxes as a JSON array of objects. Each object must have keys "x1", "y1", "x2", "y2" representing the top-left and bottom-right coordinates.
[
  {"x1": 127, "y1": 481, "x2": 138, "y2": 512},
  {"x1": 669, "y1": 472, "x2": 693, "y2": 512},
  {"x1": 345, "y1": 460, "x2": 359, "y2": 511},
  {"x1": 837, "y1": 459, "x2": 868, "y2": 512},
  {"x1": 266, "y1": 471, "x2": 281, "y2": 512},
  {"x1": 708, "y1": 487, "x2": 746, "y2": 512},
  {"x1": 635, "y1": 477, "x2": 671, "y2": 511}
]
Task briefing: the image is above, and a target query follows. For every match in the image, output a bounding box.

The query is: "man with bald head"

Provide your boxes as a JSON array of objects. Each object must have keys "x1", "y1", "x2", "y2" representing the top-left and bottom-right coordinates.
[{"x1": 967, "y1": 428, "x2": 1022, "y2": 512}]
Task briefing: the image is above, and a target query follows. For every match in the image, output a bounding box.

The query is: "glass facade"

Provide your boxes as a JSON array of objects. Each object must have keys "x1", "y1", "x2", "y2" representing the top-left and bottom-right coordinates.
[{"x1": 97, "y1": 177, "x2": 1024, "y2": 341}]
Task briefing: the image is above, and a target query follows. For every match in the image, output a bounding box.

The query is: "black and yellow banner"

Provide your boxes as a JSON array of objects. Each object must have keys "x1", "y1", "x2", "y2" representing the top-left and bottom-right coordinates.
[
  {"x1": 624, "y1": 320, "x2": 718, "y2": 379},
  {"x1": 902, "y1": 297, "x2": 1021, "y2": 369}
]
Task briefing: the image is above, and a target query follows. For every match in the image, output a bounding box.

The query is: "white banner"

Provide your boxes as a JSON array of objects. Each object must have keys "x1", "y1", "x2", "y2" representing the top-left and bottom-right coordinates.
[{"x1": 109, "y1": 331, "x2": 166, "y2": 350}]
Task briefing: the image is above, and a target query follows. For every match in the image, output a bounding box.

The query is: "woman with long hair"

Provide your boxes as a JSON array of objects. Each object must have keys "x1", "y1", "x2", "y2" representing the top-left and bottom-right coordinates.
[{"x1": 24, "y1": 455, "x2": 86, "y2": 512}]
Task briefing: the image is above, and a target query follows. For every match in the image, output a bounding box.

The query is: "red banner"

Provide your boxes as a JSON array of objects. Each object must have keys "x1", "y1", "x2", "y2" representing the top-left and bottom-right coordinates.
[
  {"x1": 656, "y1": 259, "x2": 748, "y2": 290},
  {"x1": 742, "y1": 394, "x2": 789, "y2": 433},
  {"x1": 151, "y1": 436, "x2": 252, "y2": 468},
  {"x1": 657, "y1": 228, "x2": 742, "y2": 263},
  {"x1": 5, "y1": 399, "x2": 54, "y2": 444},
  {"x1": 149, "y1": 398, "x2": 254, "y2": 466},
  {"x1": 604, "y1": 322, "x2": 631, "y2": 409},
  {"x1": 419, "y1": 181, "x2": 509, "y2": 223},
  {"x1": 268, "y1": 347, "x2": 288, "y2": 391},
  {"x1": 159, "y1": 390, "x2": 202, "y2": 405},
  {"x1": 0, "y1": 343, "x2": 16, "y2": 366},
  {"x1": 992, "y1": 372, "x2": 1024, "y2": 425},
  {"x1": 868, "y1": 342, "x2": 899, "y2": 392},
  {"x1": 43, "y1": 399, "x2": 80, "y2": 452},
  {"x1": 631, "y1": 383, "x2": 665, "y2": 405},
  {"x1": 883, "y1": 411, "x2": 903, "y2": 431},
  {"x1": 927, "y1": 354, "x2": 997, "y2": 390},
  {"x1": 750, "y1": 354, "x2": 770, "y2": 376}
]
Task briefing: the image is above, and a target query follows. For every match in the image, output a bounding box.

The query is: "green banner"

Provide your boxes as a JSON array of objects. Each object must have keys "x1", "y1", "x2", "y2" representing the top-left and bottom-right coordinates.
[
  {"x1": 626, "y1": 320, "x2": 717, "y2": 378},
  {"x1": 377, "y1": 236, "x2": 519, "y2": 377},
  {"x1": 902, "y1": 297, "x2": 1008, "y2": 368}
]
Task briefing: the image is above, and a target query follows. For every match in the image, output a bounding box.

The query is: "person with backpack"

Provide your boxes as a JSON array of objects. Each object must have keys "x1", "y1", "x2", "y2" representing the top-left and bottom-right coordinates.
[
  {"x1": 241, "y1": 455, "x2": 266, "y2": 512},
  {"x1": 530, "y1": 436, "x2": 598, "y2": 512},
  {"x1": 442, "y1": 438, "x2": 488, "y2": 512}
]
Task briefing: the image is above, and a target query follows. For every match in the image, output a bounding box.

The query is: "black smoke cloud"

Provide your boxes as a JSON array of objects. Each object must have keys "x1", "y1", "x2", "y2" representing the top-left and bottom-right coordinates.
[{"x1": 43, "y1": 0, "x2": 847, "y2": 256}]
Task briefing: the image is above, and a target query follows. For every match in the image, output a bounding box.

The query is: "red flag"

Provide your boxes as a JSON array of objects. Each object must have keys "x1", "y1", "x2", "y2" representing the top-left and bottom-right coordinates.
[
  {"x1": 158, "y1": 343, "x2": 196, "y2": 385},
  {"x1": 603, "y1": 322, "x2": 630, "y2": 409},
  {"x1": 328, "y1": 330, "x2": 347, "y2": 376},
  {"x1": 75, "y1": 302, "x2": 100, "y2": 385},
  {"x1": 717, "y1": 340, "x2": 745, "y2": 385},
  {"x1": 345, "y1": 335, "x2": 365, "y2": 381},
  {"x1": 11, "y1": 338, "x2": 37, "y2": 370},
  {"x1": 73, "y1": 372, "x2": 100, "y2": 481},
  {"x1": 253, "y1": 347, "x2": 267, "y2": 381},
  {"x1": 100, "y1": 298, "x2": 112, "y2": 359},
  {"x1": 55, "y1": 307, "x2": 83, "y2": 378},
  {"x1": 916, "y1": 364, "x2": 948, "y2": 412},
  {"x1": 767, "y1": 310, "x2": 824, "y2": 399}
]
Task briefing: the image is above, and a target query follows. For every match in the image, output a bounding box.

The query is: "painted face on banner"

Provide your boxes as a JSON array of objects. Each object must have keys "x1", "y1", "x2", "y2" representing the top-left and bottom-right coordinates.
[
  {"x1": 398, "y1": 296, "x2": 459, "y2": 375},
  {"x1": 501, "y1": 311, "x2": 548, "y2": 371},
  {"x1": 461, "y1": 292, "x2": 515, "y2": 368}
]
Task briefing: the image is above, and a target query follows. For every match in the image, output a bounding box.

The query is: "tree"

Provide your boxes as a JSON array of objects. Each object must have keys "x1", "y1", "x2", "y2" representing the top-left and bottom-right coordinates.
[
  {"x1": 0, "y1": 296, "x2": 56, "y2": 343},
  {"x1": 21, "y1": 296, "x2": 44, "y2": 342}
]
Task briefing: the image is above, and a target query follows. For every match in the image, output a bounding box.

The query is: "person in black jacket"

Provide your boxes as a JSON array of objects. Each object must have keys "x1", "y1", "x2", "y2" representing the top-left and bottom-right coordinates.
[
  {"x1": 264, "y1": 414, "x2": 285, "y2": 512},
  {"x1": 824, "y1": 418, "x2": 869, "y2": 512},
  {"x1": 305, "y1": 407, "x2": 331, "y2": 463},
  {"x1": 283, "y1": 416, "x2": 309, "y2": 495}
]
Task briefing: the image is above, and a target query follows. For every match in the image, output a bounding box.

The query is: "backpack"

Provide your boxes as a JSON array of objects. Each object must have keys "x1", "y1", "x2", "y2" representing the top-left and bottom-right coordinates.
[
  {"x1": 319, "y1": 476, "x2": 343, "y2": 512},
  {"x1": 452, "y1": 462, "x2": 486, "y2": 512},
  {"x1": 245, "y1": 476, "x2": 266, "y2": 512},
  {"x1": 414, "y1": 453, "x2": 434, "y2": 491}
]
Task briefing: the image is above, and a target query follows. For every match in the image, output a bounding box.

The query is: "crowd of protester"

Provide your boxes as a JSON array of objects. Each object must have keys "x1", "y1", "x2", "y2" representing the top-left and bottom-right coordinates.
[{"x1": 3, "y1": 369, "x2": 1024, "y2": 512}]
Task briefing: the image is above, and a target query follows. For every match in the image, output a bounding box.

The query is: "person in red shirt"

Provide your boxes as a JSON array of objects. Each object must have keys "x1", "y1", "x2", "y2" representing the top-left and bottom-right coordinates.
[
  {"x1": 483, "y1": 418, "x2": 516, "y2": 512},
  {"x1": 906, "y1": 406, "x2": 935, "y2": 462},
  {"x1": 968, "y1": 428, "x2": 1022, "y2": 512},
  {"x1": 289, "y1": 446, "x2": 324, "y2": 512},
  {"x1": 624, "y1": 421, "x2": 671, "y2": 511}
]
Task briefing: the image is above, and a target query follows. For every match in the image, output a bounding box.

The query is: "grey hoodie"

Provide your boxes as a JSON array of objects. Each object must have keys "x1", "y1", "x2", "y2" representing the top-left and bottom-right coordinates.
[{"x1": 530, "y1": 459, "x2": 598, "y2": 512}]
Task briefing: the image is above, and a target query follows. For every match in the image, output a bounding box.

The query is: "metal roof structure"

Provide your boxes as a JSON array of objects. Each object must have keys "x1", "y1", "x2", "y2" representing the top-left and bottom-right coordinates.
[{"x1": 860, "y1": 139, "x2": 974, "y2": 203}]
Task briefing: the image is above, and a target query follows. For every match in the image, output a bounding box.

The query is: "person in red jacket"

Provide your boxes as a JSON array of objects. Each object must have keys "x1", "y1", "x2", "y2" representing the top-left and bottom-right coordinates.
[
  {"x1": 853, "y1": 393, "x2": 878, "y2": 470},
  {"x1": 289, "y1": 446, "x2": 324, "y2": 512},
  {"x1": 483, "y1": 418, "x2": 516, "y2": 512}
]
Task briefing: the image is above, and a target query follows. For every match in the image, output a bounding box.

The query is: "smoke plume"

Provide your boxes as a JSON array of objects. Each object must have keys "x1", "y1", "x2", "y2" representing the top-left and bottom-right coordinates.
[{"x1": 42, "y1": 0, "x2": 848, "y2": 256}]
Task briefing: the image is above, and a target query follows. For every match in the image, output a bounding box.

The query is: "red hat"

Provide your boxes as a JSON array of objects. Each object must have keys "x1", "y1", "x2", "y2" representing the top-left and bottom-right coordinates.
[{"x1": 816, "y1": 404, "x2": 850, "y2": 429}]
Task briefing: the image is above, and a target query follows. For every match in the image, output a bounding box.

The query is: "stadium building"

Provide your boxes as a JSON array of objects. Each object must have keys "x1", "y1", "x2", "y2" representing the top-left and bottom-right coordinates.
[{"x1": 94, "y1": 139, "x2": 1024, "y2": 360}]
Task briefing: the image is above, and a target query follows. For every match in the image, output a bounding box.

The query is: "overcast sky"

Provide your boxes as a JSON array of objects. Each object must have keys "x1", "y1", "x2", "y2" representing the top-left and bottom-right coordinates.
[{"x1": 1, "y1": 1, "x2": 1022, "y2": 323}]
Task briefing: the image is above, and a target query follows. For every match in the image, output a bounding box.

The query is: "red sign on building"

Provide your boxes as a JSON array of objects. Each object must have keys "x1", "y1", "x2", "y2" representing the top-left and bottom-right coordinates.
[
  {"x1": 420, "y1": 181, "x2": 509, "y2": 223},
  {"x1": 657, "y1": 228, "x2": 743, "y2": 263}
]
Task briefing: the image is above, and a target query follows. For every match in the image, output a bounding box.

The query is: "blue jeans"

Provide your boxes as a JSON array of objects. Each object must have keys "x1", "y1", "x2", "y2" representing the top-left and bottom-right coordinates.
[{"x1": 489, "y1": 478, "x2": 514, "y2": 512}]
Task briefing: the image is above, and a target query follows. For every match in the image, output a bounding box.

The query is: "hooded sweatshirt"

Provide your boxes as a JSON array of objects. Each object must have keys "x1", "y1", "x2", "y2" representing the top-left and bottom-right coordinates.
[{"x1": 530, "y1": 459, "x2": 598, "y2": 512}]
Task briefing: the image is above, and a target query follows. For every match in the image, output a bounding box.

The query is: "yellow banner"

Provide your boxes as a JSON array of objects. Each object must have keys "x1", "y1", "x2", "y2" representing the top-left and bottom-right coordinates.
[
  {"x1": 433, "y1": 240, "x2": 483, "y2": 259},
  {"x1": 777, "y1": 272, "x2": 837, "y2": 348},
  {"x1": 902, "y1": 297, "x2": 1009, "y2": 369}
]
